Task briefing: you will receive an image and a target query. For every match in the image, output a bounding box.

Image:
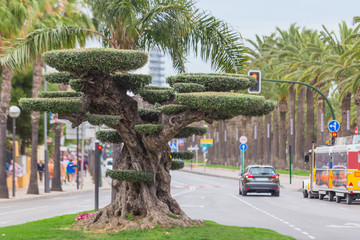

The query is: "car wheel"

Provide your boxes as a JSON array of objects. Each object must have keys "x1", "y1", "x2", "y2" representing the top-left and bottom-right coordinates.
[
  {"x1": 239, "y1": 188, "x2": 242, "y2": 195},
  {"x1": 303, "y1": 190, "x2": 308, "y2": 198},
  {"x1": 328, "y1": 192, "x2": 335, "y2": 202},
  {"x1": 319, "y1": 194, "x2": 325, "y2": 200},
  {"x1": 346, "y1": 194, "x2": 352, "y2": 205},
  {"x1": 336, "y1": 196, "x2": 342, "y2": 203},
  {"x1": 274, "y1": 191, "x2": 280, "y2": 197},
  {"x1": 242, "y1": 190, "x2": 247, "y2": 196}
]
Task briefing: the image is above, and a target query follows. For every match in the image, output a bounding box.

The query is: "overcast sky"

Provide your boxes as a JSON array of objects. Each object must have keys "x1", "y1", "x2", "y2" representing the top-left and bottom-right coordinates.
[{"x1": 165, "y1": 0, "x2": 360, "y2": 76}]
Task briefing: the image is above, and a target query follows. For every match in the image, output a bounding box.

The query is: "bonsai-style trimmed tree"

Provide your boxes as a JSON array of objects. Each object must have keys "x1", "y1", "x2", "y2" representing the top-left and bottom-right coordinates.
[{"x1": 19, "y1": 48, "x2": 276, "y2": 230}]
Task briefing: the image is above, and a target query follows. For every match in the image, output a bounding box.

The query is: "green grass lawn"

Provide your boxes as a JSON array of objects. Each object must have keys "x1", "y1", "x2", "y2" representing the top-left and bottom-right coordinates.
[
  {"x1": 184, "y1": 161, "x2": 310, "y2": 176},
  {"x1": 0, "y1": 214, "x2": 295, "y2": 240}
]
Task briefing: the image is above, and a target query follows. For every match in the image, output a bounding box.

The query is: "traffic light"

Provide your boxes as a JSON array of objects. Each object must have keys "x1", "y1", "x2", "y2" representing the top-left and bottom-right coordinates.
[
  {"x1": 248, "y1": 70, "x2": 261, "y2": 93},
  {"x1": 98, "y1": 144, "x2": 103, "y2": 155},
  {"x1": 331, "y1": 132, "x2": 337, "y2": 145}
]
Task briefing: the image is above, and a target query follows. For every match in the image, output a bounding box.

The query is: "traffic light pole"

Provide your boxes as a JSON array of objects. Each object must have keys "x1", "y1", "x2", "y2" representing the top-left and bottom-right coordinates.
[
  {"x1": 262, "y1": 79, "x2": 335, "y2": 121},
  {"x1": 95, "y1": 141, "x2": 99, "y2": 211}
]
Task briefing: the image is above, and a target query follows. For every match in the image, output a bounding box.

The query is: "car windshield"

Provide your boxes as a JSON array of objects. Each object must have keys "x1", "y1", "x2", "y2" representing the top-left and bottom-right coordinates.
[
  {"x1": 249, "y1": 167, "x2": 275, "y2": 175},
  {"x1": 107, "y1": 161, "x2": 113, "y2": 165}
]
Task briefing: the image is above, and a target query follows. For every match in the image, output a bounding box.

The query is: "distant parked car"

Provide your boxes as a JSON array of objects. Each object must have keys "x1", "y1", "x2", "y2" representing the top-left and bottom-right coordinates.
[
  {"x1": 104, "y1": 158, "x2": 113, "y2": 171},
  {"x1": 239, "y1": 165, "x2": 280, "y2": 196}
]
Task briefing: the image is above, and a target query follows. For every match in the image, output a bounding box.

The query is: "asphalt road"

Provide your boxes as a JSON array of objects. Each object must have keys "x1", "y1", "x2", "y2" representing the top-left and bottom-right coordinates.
[
  {"x1": 2, "y1": 171, "x2": 360, "y2": 240},
  {"x1": 171, "y1": 171, "x2": 360, "y2": 240}
]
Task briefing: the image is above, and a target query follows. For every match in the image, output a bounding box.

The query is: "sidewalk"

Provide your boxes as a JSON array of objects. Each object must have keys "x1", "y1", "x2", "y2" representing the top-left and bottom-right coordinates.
[
  {"x1": 181, "y1": 164, "x2": 307, "y2": 191},
  {"x1": 0, "y1": 173, "x2": 111, "y2": 203}
]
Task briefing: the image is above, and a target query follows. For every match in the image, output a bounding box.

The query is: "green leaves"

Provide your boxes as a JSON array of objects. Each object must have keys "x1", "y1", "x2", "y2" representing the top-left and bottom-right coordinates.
[
  {"x1": 107, "y1": 170, "x2": 153, "y2": 182},
  {"x1": 138, "y1": 108, "x2": 161, "y2": 123},
  {"x1": 96, "y1": 130, "x2": 122, "y2": 143},
  {"x1": 167, "y1": 73, "x2": 256, "y2": 92},
  {"x1": 38, "y1": 91, "x2": 82, "y2": 98},
  {"x1": 135, "y1": 124, "x2": 163, "y2": 134},
  {"x1": 112, "y1": 73, "x2": 152, "y2": 92},
  {"x1": 85, "y1": 114, "x2": 121, "y2": 128},
  {"x1": 19, "y1": 98, "x2": 82, "y2": 113},
  {"x1": 170, "y1": 160, "x2": 185, "y2": 170},
  {"x1": 176, "y1": 92, "x2": 276, "y2": 117},
  {"x1": 170, "y1": 152, "x2": 194, "y2": 160},
  {"x1": 174, "y1": 126, "x2": 207, "y2": 138},
  {"x1": 42, "y1": 48, "x2": 148, "y2": 76},
  {"x1": 158, "y1": 104, "x2": 186, "y2": 115},
  {"x1": 139, "y1": 87, "x2": 174, "y2": 104},
  {"x1": 43, "y1": 72, "x2": 74, "y2": 84},
  {"x1": 173, "y1": 83, "x2": 206, "y2": 93}
]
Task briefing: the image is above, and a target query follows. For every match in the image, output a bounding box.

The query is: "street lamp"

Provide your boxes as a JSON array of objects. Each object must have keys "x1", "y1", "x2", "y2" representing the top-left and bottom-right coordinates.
[{"x1": 9, "y1": 106, "x2": 21, "y2": 197}]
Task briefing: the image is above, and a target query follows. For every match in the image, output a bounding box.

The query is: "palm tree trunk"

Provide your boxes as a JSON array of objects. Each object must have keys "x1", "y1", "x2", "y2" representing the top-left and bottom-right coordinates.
[
  {"x1": 264, "y1": 113, "x2": 271, "y2": 165},
  {"x1": 341, "y1": 92, "x2": 352, "y2": 137},
  {"x1": 272, "y1": 107, "x2": 279, "y2": 167},
  {"x1": 295, "y1": 87, "x2": 305, "y2": 170},
  {"x1": 27, "y1": 57, "x2": 43, "y2": 194},
  {"x1": 305, "y1": 86, "x2": 315, "y2": 169},
  {"x1": 279, "y1": 100, "x2": 288, "y2": 169},
  {"x1": 257, "y1": 116, "x2": 264, "y2": 163},
  {"x1": 355, "y1": 88, "x2": 360, "y2": 128},
  {"x1": 0, "y1": 66, "x2": 14, "y2": 198}
]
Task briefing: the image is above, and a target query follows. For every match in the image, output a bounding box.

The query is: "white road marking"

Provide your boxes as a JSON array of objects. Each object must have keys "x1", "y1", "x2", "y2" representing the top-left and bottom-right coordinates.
[
  {"x1": 172, "y1": 181, "x2": 196, "y2": 197},
  {"x1": 326, "y1": 223, "x2": 360, "y2": 228},
  {"x1": 181, "y1": 205, "x2": 205, "y2": 208},
  {"x1": 1, "y1": 205, "x2": 50, "y2": 215},
  {"x1": 227, "y1": 194, "x2": 316, "y2": 239}
]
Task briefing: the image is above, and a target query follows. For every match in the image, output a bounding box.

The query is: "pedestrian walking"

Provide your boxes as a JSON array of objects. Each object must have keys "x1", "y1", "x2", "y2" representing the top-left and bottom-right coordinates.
[
  {"x1": 37, "y1": 160, "x2": 45, "y2": 182},
  {"x1": 66, "y1": 159, "x2": 77, "y2": 185},
  {"x1": 48, "y1": 159, "x2": 54, "y2": 183},
  {"x1": 60, "y1": 159, "x2": 67, "y2": 184}
]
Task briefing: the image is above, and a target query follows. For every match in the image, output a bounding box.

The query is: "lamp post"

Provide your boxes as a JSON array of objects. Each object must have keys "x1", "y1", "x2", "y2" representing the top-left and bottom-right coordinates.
[{"x1": 9, "y1": 106, "x2": 21, "y2": 197}]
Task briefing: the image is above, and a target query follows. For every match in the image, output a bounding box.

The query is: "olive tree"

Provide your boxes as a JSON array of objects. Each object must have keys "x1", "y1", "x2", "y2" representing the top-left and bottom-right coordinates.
[{"x1": 19, "y1": 48, "x2": 276, "y2": 230}]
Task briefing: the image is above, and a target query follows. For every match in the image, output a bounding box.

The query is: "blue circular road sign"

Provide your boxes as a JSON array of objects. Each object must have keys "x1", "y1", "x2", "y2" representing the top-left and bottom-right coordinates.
[
  {"x1": 240, "y1": 144, "x2": 248, "y2": 151},
  {"x1": 328, "y1": 120, "x2": 340, "y2": 132}
]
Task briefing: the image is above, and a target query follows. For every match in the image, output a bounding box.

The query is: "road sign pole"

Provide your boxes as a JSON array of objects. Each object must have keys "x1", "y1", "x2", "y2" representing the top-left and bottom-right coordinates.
[
  {"x1": 241, "y1": 150, "x2": 244, "y2": 173},
  {"x1": 267, "y1": 123, "x2": 271, "y2": 165},
  {"x1": 204, "y1": 152, "x2": 207, "y2": 172},
  {"x1": 236, "y1": 129, "x2": 239, "y2": 167},
  {"x1": 289, "y1": 145, "x2": 292, "y2": 185},
  {"x1": 254, "y1": 125, "x2": 257, "y2": 165},
  {"x1": 95, "y1": 141, "x2": 99, "y2": 211}
]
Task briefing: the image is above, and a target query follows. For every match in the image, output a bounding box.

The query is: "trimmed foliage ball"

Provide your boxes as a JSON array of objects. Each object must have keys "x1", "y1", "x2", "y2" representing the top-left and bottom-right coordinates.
[
  {"x1": 176, "y1": 92, "x2": 276, "y2": 117},
  {"x1": 167, "y1": 73, "x2": 256, "y2": 92},
  {"x1": 158, "y1": 104, "x2": 186, "y2": 115},
  {"x1": 135, "y1": 124, "x2": 163, "y2": 134},
  {"x1": 38, "y1": 91, "x2": 82, "y2": 98},
  {"x1": 171, "y1": 160, "x2": 185, "y2": 170},
  {"x1": 173, "y1": 83, "x2": 206, "y2": 93},
  {"x1": 42, "y1": 48, "x2": 148, "y2": 76},
  {"x1": 112, "y1": 73, "x2": 152, "y2": 92},
  {"x1": 43, "y1": 72, "x2": 74, "y2": 84},
  {"x1": 19, "y1": 98, "x2": 82, "y2": 113},
  {"x1": 174, "y1": 126, "x2": 207, "y2": 138},
  {"x1": 107, "y1": 170, "x2": 153, "y2": 182},
  {"x1": 139, "y1": 88, "x2": 174, "y2": 104},
  {"x1": 138, "y1": 108, "x2": 161, "y2": 123},
  {"x1": 96, "y1": 130, "x2": 122, "y2": 143},
  {"x1": 171, "y1": 152, "x2": 194, "y2": 160},
  {"x1": 86, "y1": 114, "x2": 121, "y2": 128},
  {"x1": 69, "y1": 79, "x2": 83, "y2": 92}
]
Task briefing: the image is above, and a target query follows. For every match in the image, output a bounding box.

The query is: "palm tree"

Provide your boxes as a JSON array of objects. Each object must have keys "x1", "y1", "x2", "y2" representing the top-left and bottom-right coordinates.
[{"x1": 0, "y1": 0, "x2": 29, "y2": 198}]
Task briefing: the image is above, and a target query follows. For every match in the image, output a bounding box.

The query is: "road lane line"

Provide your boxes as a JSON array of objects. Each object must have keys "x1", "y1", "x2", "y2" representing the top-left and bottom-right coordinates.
[
  {"x1": 1, "y1": 205, "x2": 50, "y2": 215},
  {"x1": 227, "y1": 194, "x2": 316, "y2": 239}
]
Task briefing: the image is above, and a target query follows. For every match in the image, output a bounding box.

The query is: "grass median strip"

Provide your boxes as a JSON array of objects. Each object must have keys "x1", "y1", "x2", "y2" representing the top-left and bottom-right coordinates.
[{"x1": 0, "y1": 214, "x2": 295, "y2": 239}]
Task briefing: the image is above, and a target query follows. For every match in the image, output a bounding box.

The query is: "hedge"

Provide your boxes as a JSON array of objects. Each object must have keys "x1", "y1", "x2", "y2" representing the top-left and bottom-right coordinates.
[
  {"x1": 176, "y1": 92, "x2": 276, "y2": 117},
  {"x1": 42, "y1": 48, "x2": 148, "y2": 75},
  {"x1": 135, "y1": 124, "x2": 163, "y2": 134},
  {"x1": 38, "y1": 91, "x2": 82, "y2": 98},
  {"x1": 171, "y1": 160, "x2": 185, "y2": 170},
  {"x1": 139, "y1": 88, "x2": 174, "y2": 104},
  {"x1": 173, "y1": 83, "x2": 206, "y2": 93},
  {"x1": 86, "y1": 114, "x2": 121, "y2": 128},
  {"x1": 69, "y1": 79, "x2": 83, "y2": 92},
  {"x1": 167, "y1": 73, "x2": 256, "y2": 92},
  {"x1": 174, "y1": 126, "x2": 207, "y2": 138},
  {"x1": 43, "y1": 72, "x2": 74, "y2": 84},
  {"x1": 95, "y1": 130, "x2": 122, "y2": 143},
  {"x1": 112, "y1": 73, "x2": 152, "y2": 92},
  {"x1": 106, "y1": 170, "x2": 153, "y2": 182},
  {"x1": 19, "y1": 98, "x2": 82, "y2": 113},
  {"x1": 170, "y1": 152, "x2": 194, "y2": 160},
  {"x1": 138, "y1": 108, "x2": 161, "y2": 123},
  {"x1": 158, "y1": 104, "x2": 186, "y2": 115}
]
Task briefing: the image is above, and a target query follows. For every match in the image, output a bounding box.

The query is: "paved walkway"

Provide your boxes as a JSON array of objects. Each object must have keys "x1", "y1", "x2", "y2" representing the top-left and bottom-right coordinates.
[
  {"x1": 0, "y1": 173, "x2": 111, "y2": 203},
  {"x1": 181, "y1": 164, "x2": 307, "y2": 191}
]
